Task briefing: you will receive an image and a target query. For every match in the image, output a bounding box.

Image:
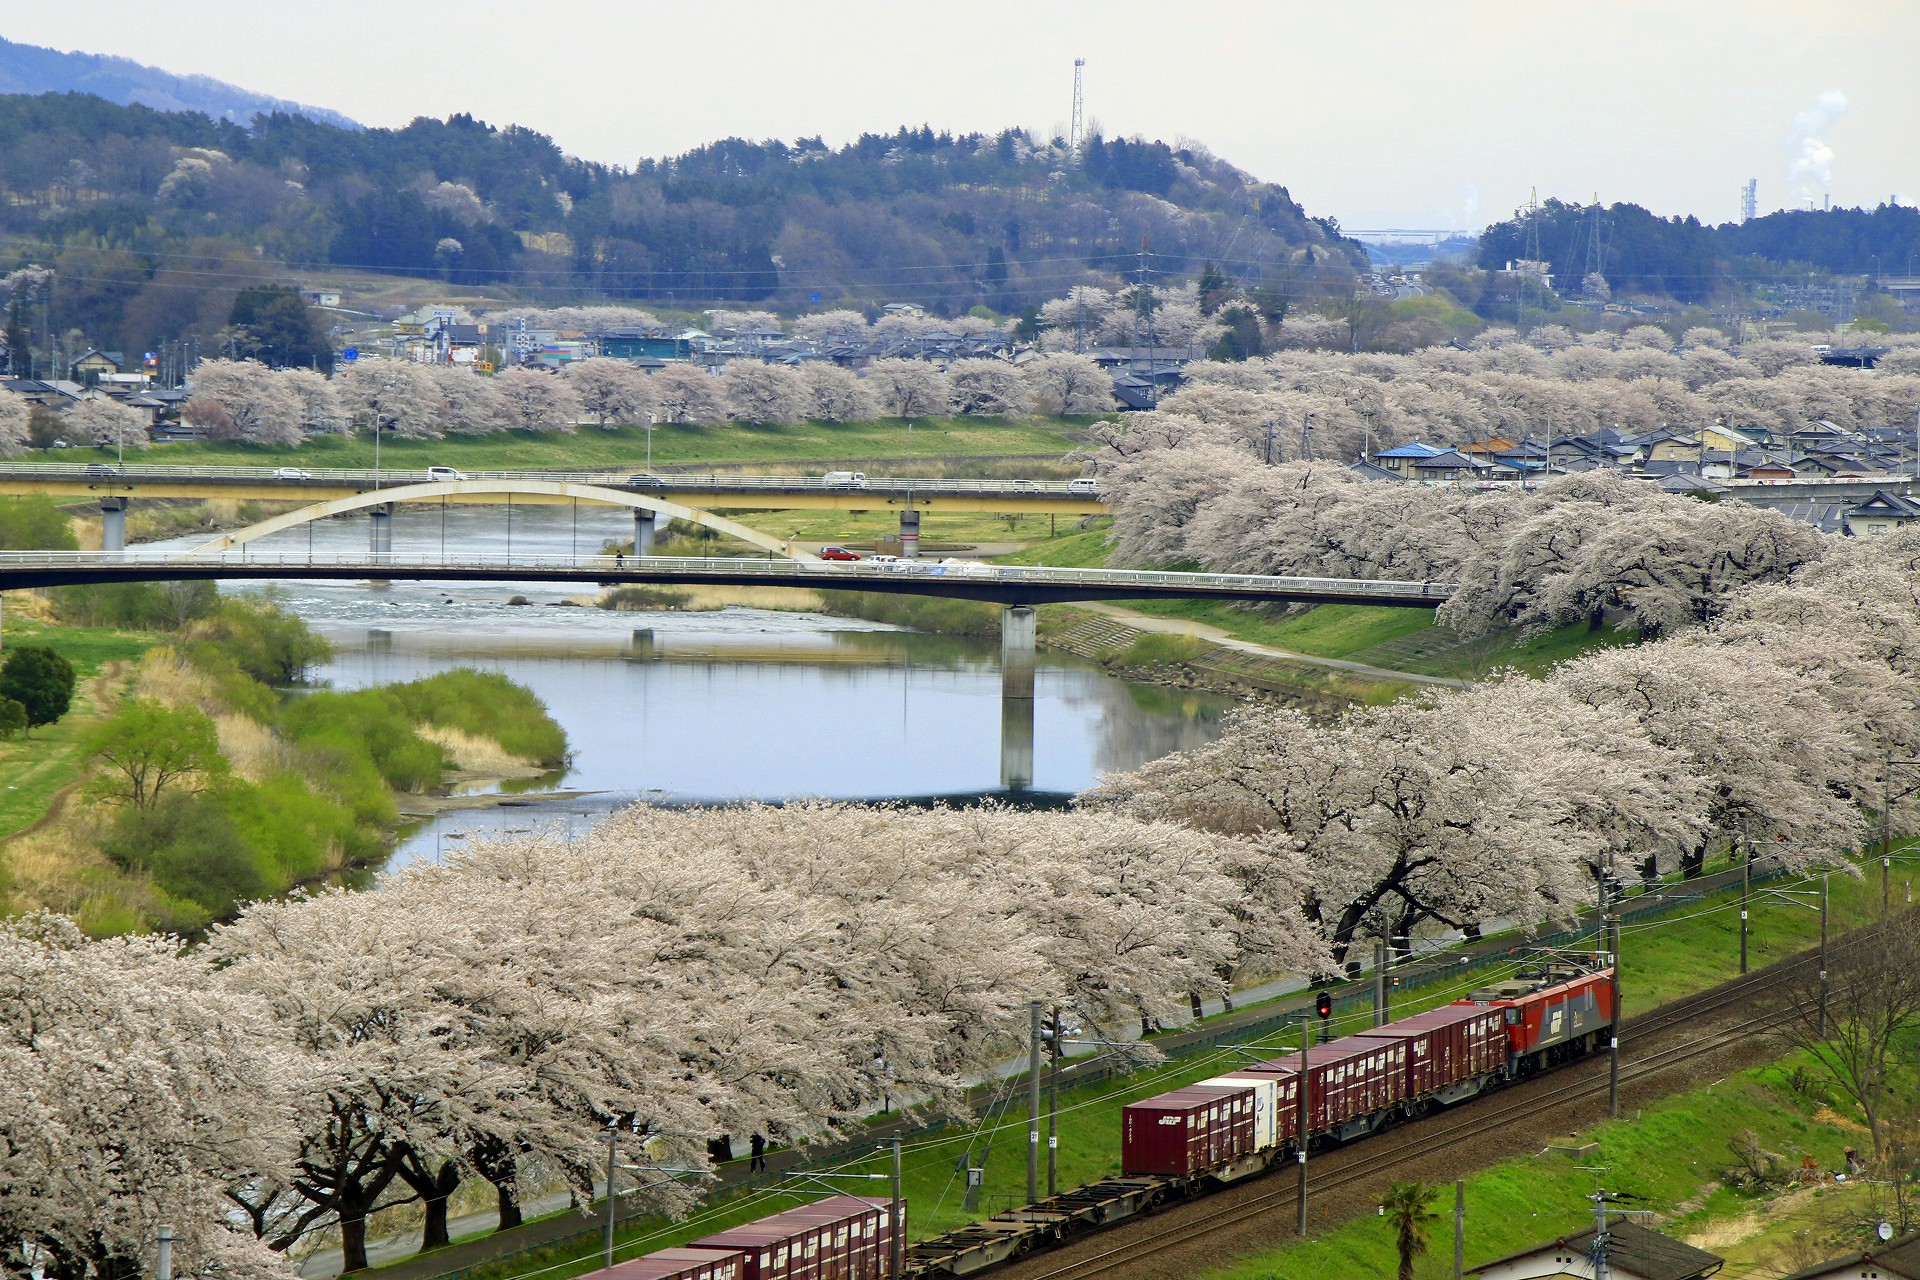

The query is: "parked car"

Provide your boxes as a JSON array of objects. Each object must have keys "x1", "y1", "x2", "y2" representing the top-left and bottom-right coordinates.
[
  {"x1": 82, "y1": 463, "x2": 119, "y2": 478},
  {"x1": 273, "y1": 467, "x2": 313, "y2": 480},
  {"x1": 818, "y1": 546, "x2": 861, "y2": 561},
  {"x1": 426, "y1": 466, "x2": 467, "y2": 482},
  {"x1": 1067, "y1": 477, "x2": 1100, "y2": 495},
  {"x1": 821, "y1": 471, "x2": 867, "y2": 488},
  {"x1": 626, "y1": 474, "x2": 667, "y2": 487}
]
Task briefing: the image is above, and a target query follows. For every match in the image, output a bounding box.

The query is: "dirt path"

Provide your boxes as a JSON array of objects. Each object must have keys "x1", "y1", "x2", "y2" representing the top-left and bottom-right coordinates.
[{"x1": 1074, "y1": 602, "x2": 1470, "y2": 689}]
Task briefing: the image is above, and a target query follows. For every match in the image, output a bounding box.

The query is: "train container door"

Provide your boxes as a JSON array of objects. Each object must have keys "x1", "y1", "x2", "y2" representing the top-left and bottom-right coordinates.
[
  {"x1": 1351, "y1": 1028, "x2": 1431, "y2": 1097},
  {"x1": 1200, "y1": 1075, "x2": 1279, "y2": 1151}
]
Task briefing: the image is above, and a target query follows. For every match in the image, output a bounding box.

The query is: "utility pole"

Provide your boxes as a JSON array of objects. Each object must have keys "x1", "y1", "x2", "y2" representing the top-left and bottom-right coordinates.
[
  {"x1": 1740, "y1": 837, "x2": 1751, "y2": 976},
  {"x1": 1452, "y1": 1180, "x2": 1465, "y2": 1280},
  {"x1": 1027, "y1": 1000, "x2": 1041, "y2": 1203},
  {"x1": 1607, "y1": 910, "x2": 1622, "y2": 1120},
  {"x1": 1047, "y1": 1004, "x2": 1061, "y2": 1197},
  {"x1": 156, "y1": 1225, "x2": 174, "y2": 1280},
  {"x1": 1296, "y1": 1016, "x2": 1311, "y2": 1237},
  {"x1": 1819, "y1": 873, "x2": 1830, "y2": 1039},
  {"x1": 603, "y1": 1122, "x2": 619, "y2": 1271},
  {"x1": 1373, "y1": 937, "x2": 1388, "y2": 1027},
  {"x1": 890, "y1": 1139, "x2": 904, "y2": 1280}
]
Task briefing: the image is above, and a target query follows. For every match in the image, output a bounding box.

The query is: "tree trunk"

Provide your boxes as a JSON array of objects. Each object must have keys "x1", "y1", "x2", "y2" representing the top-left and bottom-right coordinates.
[
  {"x1": 1682, "y1": 843, "x2": 1706, "y2": 879},
  {"x1": 1189, "y1": 991, "x2": 1205, "y2": 1020},
  {"x1": 496, "y1": 1182, "x2": 523, "y2": 1231},
  {"x1": 339, "y1": 1191, "x2": 375, "y2": 1274},
  {"x1": 420, "y1": 1161, "x2": 460, "y2": 1251}
]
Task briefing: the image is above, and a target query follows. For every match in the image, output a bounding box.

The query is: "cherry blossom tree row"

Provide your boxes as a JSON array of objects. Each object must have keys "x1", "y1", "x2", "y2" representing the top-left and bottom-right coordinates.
[{"x1": 1, "y1": 803, "x2": 1326, "y2": 1278}]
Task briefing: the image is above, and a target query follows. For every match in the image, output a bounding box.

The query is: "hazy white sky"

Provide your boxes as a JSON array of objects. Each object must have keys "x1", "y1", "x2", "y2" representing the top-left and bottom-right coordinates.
[{"x1": 7, "y1": 0, "x2": 1917, "y2": 230}]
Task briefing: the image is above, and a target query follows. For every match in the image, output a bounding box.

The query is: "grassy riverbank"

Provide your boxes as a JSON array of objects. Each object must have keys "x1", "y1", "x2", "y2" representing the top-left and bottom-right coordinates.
[
  {"x1": 0, "y1": 594, "x2": 567, "y2": 935},
  {"x1": 399, "y1": 857, "x2": 1913, "y2": 1280},
  {"x1": 138, "y1": 417, "x2": 1092, "y2": 471}
]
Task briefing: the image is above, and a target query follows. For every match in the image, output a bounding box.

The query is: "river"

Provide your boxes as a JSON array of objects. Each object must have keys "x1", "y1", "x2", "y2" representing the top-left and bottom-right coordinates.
[{"x1": 148, "y1": 502, "x2": 1233, "y2": 869}]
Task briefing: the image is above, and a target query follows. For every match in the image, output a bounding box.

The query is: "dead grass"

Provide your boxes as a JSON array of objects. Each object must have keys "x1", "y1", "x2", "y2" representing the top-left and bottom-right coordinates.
[
  {"x1": 6, "y1": 823, "x2": 115, "y2": 915},
  {"x1": 217, "y1": 713, "x2": 292, "y2": 782},
  {"x1": 132, "y1": 649, "x2": 221, "y2": 714},
  {"x1": 417, "y1": 725, "x2": 541, "y2": 777}
]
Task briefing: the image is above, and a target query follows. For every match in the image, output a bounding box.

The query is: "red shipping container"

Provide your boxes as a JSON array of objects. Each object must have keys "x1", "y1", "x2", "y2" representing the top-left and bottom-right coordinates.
[
  {"x1": 604, "y1": 1248, "x2": 747, "y2": 1280},
  {"x1": 1244, "y1": 1036, "x2": 1407, "y2": 1135},
  {"x1": 1121, "y1": 1083, "x2": 1257, "y2": 1176},
  {"x1": 1349, "y1": 1004, "x2": 1505, "y2": 1098},
  {"x1": 693, "y1": 1196, "x2": 898, "y2": 1280}
]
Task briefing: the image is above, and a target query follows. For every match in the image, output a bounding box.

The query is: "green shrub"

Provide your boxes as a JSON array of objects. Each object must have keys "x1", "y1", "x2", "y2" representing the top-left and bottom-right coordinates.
[
  {"x1": 0, "y1": 645, "x2": 76, "y2": 732},
  {"x1": 0, "y1": 697, "x2": 24, "y2": 740},
  {"x1": 188, "y1": 596, "x2": 334, "y2": 685},
  {"x1": 380, "y1": 669, "x2": 569, "y2": 766},
  {"x1": 52, "y1": 580, "x2": 218, "y2": 630},
  {"x1": 1108, "y1": 633, "x2": 1207, "y2": 667},
  {"x1": 599, "y1": 585, "x2": 694, "y2": 611},
  {"x1": 220, "y1": 772, "x2": 378, "y2": 882},
  {"x1": 281, "y1": 690, "x2": 446, "y2": 793},
  {"x1": 100, "y1": 792, "x2": 266, "y2": 917},
  {"x1": 0, "y1": 497, "x2": 78, "y2": 551},
  {"x1": 817, "y1": 590, "x2": 1002, "y2": 637}
]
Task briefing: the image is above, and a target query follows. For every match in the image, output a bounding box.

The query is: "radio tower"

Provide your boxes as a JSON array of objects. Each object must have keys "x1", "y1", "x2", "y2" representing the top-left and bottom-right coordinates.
[
  {"x1": 1741, "y1": 178, "x2": 1757, "y2": 223},
  {"x1": 1069, "y1": 58, "x2": 1086, "y2": 161}
]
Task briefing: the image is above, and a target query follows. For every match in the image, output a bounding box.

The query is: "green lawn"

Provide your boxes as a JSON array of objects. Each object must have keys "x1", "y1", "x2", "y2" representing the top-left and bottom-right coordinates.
[
  {"x1": 144, "y1": 418, "x2": 1091, "y2": 472},
  {"x1": 0, "y1": 617, "x2": 159, "y2": 840}
]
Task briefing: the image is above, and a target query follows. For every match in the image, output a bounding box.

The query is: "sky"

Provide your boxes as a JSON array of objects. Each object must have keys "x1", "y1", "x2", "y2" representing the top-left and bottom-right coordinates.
[{"x1": 6, "y1": 0, "x2": 1918, "y2": 233}]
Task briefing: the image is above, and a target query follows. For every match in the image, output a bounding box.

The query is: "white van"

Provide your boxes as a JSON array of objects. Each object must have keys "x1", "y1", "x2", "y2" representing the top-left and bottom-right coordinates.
[
  {"x1": 427, "y1": 466, "x2": 467, "y2": 482},
  {"x1": 821, "y1": 471, "x2": 867, "y2": 488},
  {"x1": 1067, "y1": 477, "x2": 1099, "y2": 495}
]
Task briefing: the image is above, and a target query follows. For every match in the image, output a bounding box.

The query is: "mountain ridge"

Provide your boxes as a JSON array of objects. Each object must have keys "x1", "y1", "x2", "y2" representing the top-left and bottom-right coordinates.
[{"x1": 0, "y1": 35, "x2": 359, "y2": 130}]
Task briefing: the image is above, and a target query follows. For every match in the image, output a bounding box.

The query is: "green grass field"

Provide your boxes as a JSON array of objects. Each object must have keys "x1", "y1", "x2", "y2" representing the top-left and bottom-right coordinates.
[
  {"x1": 0, "y1": 617, "x2": 159, "y2": 840},
  {"x1": 413, "y1": 854, "x2": 1915, "y2": 1280},
  {"x1": 143, "y1": 418, "x2": 1092, "y2": 472}
]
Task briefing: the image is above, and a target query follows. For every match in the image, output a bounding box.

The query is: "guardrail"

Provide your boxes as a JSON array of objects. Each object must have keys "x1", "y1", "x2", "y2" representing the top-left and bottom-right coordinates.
[
  {"x1": 0, "y1": 462, "x2": 1103, "y2": 497},
  {"x1": 0, "y1": 550, "x2": 1455, "y2": 602}
]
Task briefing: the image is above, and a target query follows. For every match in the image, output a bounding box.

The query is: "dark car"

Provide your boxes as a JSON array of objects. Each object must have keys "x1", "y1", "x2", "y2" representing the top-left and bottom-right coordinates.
[
  {"x1": 818, "y1": 546, "x2": 861, "y2": 561},
  {"x1": 83, "y1": 463, "x2": 119, "y2": 478}
]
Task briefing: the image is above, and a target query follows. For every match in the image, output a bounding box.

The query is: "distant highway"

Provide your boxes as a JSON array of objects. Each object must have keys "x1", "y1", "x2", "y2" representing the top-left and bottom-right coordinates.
[{"x1": 0, "y1": 462, "x2": 1106, "y2": 514}]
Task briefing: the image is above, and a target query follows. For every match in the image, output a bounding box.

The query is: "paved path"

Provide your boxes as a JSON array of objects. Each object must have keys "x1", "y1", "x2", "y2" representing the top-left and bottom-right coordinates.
[{"x1": 1073, "y1": 601, "x2": 1470, "y2": 688}]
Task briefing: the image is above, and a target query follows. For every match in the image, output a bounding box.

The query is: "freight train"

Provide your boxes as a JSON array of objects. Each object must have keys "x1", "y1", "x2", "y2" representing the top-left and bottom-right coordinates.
[{"x1": 603, "y1": 960, "x2": 1614, "y2": 1280}]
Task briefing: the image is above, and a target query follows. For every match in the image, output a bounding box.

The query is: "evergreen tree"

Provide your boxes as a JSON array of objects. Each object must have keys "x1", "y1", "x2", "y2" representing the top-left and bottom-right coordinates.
[{"x1": 0, "y1": 645, "x2": 75, "y2": 734}]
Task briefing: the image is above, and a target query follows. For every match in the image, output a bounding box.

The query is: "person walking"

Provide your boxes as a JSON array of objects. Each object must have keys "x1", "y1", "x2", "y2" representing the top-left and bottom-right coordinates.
[{"x1": 749, "y1": 1132, "x2": 767, "y2": 1173}]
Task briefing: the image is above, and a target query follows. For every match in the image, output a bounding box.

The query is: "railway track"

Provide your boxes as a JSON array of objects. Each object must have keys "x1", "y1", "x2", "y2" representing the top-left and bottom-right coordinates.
[{"x1": 1001, "y1": 936, "x2": 1843, "y2": 1280}]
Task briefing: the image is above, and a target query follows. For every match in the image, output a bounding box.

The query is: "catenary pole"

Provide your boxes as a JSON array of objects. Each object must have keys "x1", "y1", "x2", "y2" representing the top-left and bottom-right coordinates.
[
  {"x1": 890, "y1": 1138, "x2": 904, "y2": 1279},
  {"x1": 1047, "y1": 1004, "x2": 1061, "y2": 1197},
  {"x1": 1297, "y1": 1017, "x2": 1310, "y2": 1236},
  {"x1": 603, "y1": 1123, "x2": 619, "y2": 1270},
  {"x1": 1027, "y1": 1001, "x2": 1041, "y2": 1203}
]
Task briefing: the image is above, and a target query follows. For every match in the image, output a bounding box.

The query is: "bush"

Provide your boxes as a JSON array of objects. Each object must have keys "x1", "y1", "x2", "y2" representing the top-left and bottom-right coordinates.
[
  {"x1": 281, "y1": 690, "x2": 446, "y2": 793},
  {"x1": 1108, "y1": 633, "x2": 1207, "y2": 667},
  {"x1": 599, "y1": 585, "x2": 693, "y2": 612},
  {"x1": 380, "y1": 669, "x2": 568, "y2": 766},
  {"x1": 52, "y1": 581, "x2": 218, "y2": 630},
  {"x1": 0, "y1": 645, "x2": 76, "y2": 732},
  {"x1": 219, "y1": 772, "x2": 381, "y2": 881},
  {"x1": 100, "y1": 792, "x2": 266, "y2": 918},
  {"x1": 186, "y1": 596, "x2": 333, "y2": 685},
  {"x1": 0, "y1": 697, "x2": 24, "y2": 740},
  {"x1": 816, "y1": 590, "x2": 1003, "y2": 637},
  {"x1": 0, "y1": 496, "x2": 78, "y2": 550}
]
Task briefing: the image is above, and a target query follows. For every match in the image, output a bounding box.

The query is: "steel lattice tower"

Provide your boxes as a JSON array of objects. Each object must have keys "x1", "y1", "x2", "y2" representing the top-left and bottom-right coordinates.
[{"x1": 1069, "y1": 58, "x2": 1086, "y2": 160}]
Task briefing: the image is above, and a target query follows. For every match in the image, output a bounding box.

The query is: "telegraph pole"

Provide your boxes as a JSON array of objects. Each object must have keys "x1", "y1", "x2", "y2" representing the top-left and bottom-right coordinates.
[
  {"x1": 1740, "y1": 844, "x2": 1751, "y2": 975},
  {"x1": 1027, "y1": 1001, "x2": 1042, "y2": 1203},
  {"x1": 1047, "y1": 1004, "x2": 1061, "y2": 1196},
  {"x1": 1373, "y1": 937, "x2": 1388, "y2": 1027},
  {"x1": 1296, "y1": 1016, "x2": 1311, "y2": 1236},
  {"x1": 1452, "y1": 1180, "x2": 1466, "y2": 1280},
  {"x1": 890, "y1": 1139, "x2": 904, "y2": 1280},
  {"x1": 1819, "y1": 873, "x2": 1830, "y2": 1039},
  {"x1": 603, "y1": 1122, "x2": 619, "y2": 1270},
  {"x1": 1607, "y1": 911, "x2": 1622, "y2": 1120}
]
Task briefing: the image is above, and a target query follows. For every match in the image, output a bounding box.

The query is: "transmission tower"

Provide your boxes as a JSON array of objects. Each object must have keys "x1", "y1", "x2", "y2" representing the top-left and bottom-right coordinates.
[
  {"x1": 1581, "y1": 194, "x2": 1608, "y2": 282},
  {"x1": 1741, "y1": 178, "x2": 1758, "y2": 223},
  {"x1": 1069, "y1": 58, "x2": 1086, "y2": 160}
]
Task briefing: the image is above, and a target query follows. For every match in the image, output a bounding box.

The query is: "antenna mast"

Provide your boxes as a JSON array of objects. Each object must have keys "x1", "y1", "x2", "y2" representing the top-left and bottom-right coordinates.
[
  {"x1": 1741, "y1": 178, "x2": 1758, "y2": 223},
  {"x1": 1069, "y1": 58, "x2": 1086, "y2": 160}
]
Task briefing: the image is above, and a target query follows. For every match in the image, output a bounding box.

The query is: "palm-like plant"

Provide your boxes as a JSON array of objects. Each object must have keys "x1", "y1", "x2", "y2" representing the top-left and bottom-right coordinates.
[{"x1": 1382, "y1": 1180, "x2": 1444, "y2": 1280}]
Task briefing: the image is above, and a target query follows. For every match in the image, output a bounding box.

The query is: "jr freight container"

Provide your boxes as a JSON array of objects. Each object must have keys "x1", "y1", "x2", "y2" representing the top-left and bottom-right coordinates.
[
  {"x1": 1120, "y1": 1083, "x2": 1258, "y2": 1177},
  {"x1": 1245, "y1": 1036, "x2": 1408, "y2": 1136},
  {"x1": 1349, "y1": 1003, "x2": 1507, "y2": 1099},
  {"x1": 692, "y1": 1196, "x2": 898, "y2": 1280},
  {"x1": 603, "y1": 1248, "x2": 747, "y2": 1280}
]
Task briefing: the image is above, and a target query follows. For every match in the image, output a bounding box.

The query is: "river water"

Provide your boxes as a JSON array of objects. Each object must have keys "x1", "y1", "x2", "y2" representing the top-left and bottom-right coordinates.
[{"x1": 147, "y1": 503, "x2": 1232, "y2": 869}]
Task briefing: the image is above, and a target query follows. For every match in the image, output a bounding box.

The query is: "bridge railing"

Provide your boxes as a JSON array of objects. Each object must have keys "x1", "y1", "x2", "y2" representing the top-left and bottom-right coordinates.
[
  {"x1": 0, "y1": 549, "x2": 1455, "y2": 600},
  {"x1": 0, "y1": 462, "x2": 1103, "y2": 497}
]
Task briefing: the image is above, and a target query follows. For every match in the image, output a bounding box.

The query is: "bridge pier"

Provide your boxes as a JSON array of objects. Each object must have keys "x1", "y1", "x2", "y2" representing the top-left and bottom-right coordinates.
[
  {"x1": 99, "y1": 497, "x2": 128, "y2": 553},
  {"x1": 1000, "y1": 605, "x2": 1036, "y2": 791},
  {"x1": 634, "y1": 509, "x2": 656, "y2": 557},
  {"x1": 899, "y1": 509, "x2": 921, "y2": 560},
  {"x1": 368, "y1": 504, "x2": 393, "y2": 577}
]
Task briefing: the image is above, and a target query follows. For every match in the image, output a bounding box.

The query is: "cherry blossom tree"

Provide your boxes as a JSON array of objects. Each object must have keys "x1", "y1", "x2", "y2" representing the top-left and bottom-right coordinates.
[
  {"x1": 788, "y1": 310, "x2": 870, "y2": 343},
  {"x1": 945, "y1": 358, "x2": 1029, "y2": 417},
  {"x1": 335, "y1": 357, "x2": 446, "y2": 440},
  {"x1": 719, "y1": 361, "x2": 808, "y2": 424},
  {"x1": 0, "y1": 914, "x2": 297, "y2": 1280},
  {"x1": 494, "y1": 367, "x2": 582, "y2": 434},
  {"x1": 185, "y1": 359, "x2": 304, "y2": 446},
  {"x1": 429, "y1": 365, "x2": 508, "y2": 436},
  {"x1": 0, "y1": 389, "x2": 29, "y2": 456},
  {"x1": 282, "y1": 367, "x2": 341, "y2": 435},
  {"x1": 564, "y1": 358, "x2": 657, "y2": 428},
  {"x1": 648, "y1": 364, "x2": 726, "y2": 424},
  {"x1": 865, "y1": 358, "x2": 949, "y2": 418},
  {"x1": 800, "y1": 363, "x2": 879, "y2": 422},
  {"x1": 1021, "y1": 354, "x2": 1115, "y2": 416},
  {"x1": 63, "y1": 396, "x2": 151, "y2": 451}
]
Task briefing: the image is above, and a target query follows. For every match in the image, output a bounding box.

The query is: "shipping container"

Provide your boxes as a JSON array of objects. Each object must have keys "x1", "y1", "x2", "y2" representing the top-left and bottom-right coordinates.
[
  {"x1": 692, "y1": 1196, "x2": 898, "y2": 1280},
  {"x1": 604, "y1": 1248, "x2": 746, "y2": 1280},
  {"x1": 1195, "y1": 1075, "x2": 1281, "y2": 1152},
  {"x1": 1120, "y1": 1084, "x2": 1258, "y2": 1177},
  {"x1": 1244, "y1": 1035, "x2": 1407, "y2": 1135},
  {"x1": 1350, "y1": 1003, "x2": 1507, "y2": 1098}
]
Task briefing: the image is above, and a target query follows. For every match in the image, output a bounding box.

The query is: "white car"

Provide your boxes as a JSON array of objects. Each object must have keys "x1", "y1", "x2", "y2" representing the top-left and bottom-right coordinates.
[
  {"x1": 426, "y1": 466, "x2": 467, "y2": 482},
  {"x1": 273, "y1": 467, "x2": 313, "y2": 480},
  {"x1": 1067, "y1": 477, "x2": 1100, "y2": 495}
]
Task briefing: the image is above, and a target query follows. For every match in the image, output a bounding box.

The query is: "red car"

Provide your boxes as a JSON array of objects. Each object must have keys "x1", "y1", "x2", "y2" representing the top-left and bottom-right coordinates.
[{"x1": 818, "y1": 546, "x2": 861, "y2": 561}]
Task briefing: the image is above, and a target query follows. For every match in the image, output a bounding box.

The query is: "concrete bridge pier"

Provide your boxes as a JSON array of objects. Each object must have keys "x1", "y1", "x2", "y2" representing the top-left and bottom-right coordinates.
[
  {"x1": 1000, "y1": 604, "x2": 1036, "y2": 791},
  {"x1": 99, "y1": 497, "x2": 128, "y2": 553},
  {"x1": 634, "y1": 509, "x2": 657, "y2": 557},
  {"x1": 368, "y1": 504, "x2": 394, "y2": 561},
  {"x1": 899, "y1": 509, "x2": 921, "y2": 560}
]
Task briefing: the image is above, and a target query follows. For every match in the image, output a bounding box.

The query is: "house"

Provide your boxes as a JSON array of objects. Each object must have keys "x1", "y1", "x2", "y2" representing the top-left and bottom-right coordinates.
[
  {"x1": 1345, "y1": 459, "x2": 1410, "y2": 482},
  {"x1": 1372, "y1": 441, "x2": 1448, "y2": 477},
  {"x1": 1410, "y1": 449, "x2": 1489, "y2": 484},
  {"x1": 68, "y1": 350, "x2": 121, "y2": 382},
  {"x1": 593, "y1": 329, "x2": 693, "y2": 361},
  {"x1": 1777, "y1": 1230, "x2": 1920, "y2": 1280},
  {"x1": 1471, "y1": 1219, "x2": 1724, "y2": 1280},
  {"x1": 1843, "y1": 489, "x2": 1920, "y2": 537}
]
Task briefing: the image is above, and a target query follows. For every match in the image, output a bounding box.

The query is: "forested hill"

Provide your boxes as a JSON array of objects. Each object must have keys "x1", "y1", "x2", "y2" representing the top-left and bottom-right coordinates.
[
  {"x1": 1476, "y1": 197, "x2": 1920, "y2": 305},
  {"x1": 0, "y1": 37, "x2": 359, "y2": 130},
  {"x1": 0, "y1": 89, "x2": 1363, "y2": 334}
]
